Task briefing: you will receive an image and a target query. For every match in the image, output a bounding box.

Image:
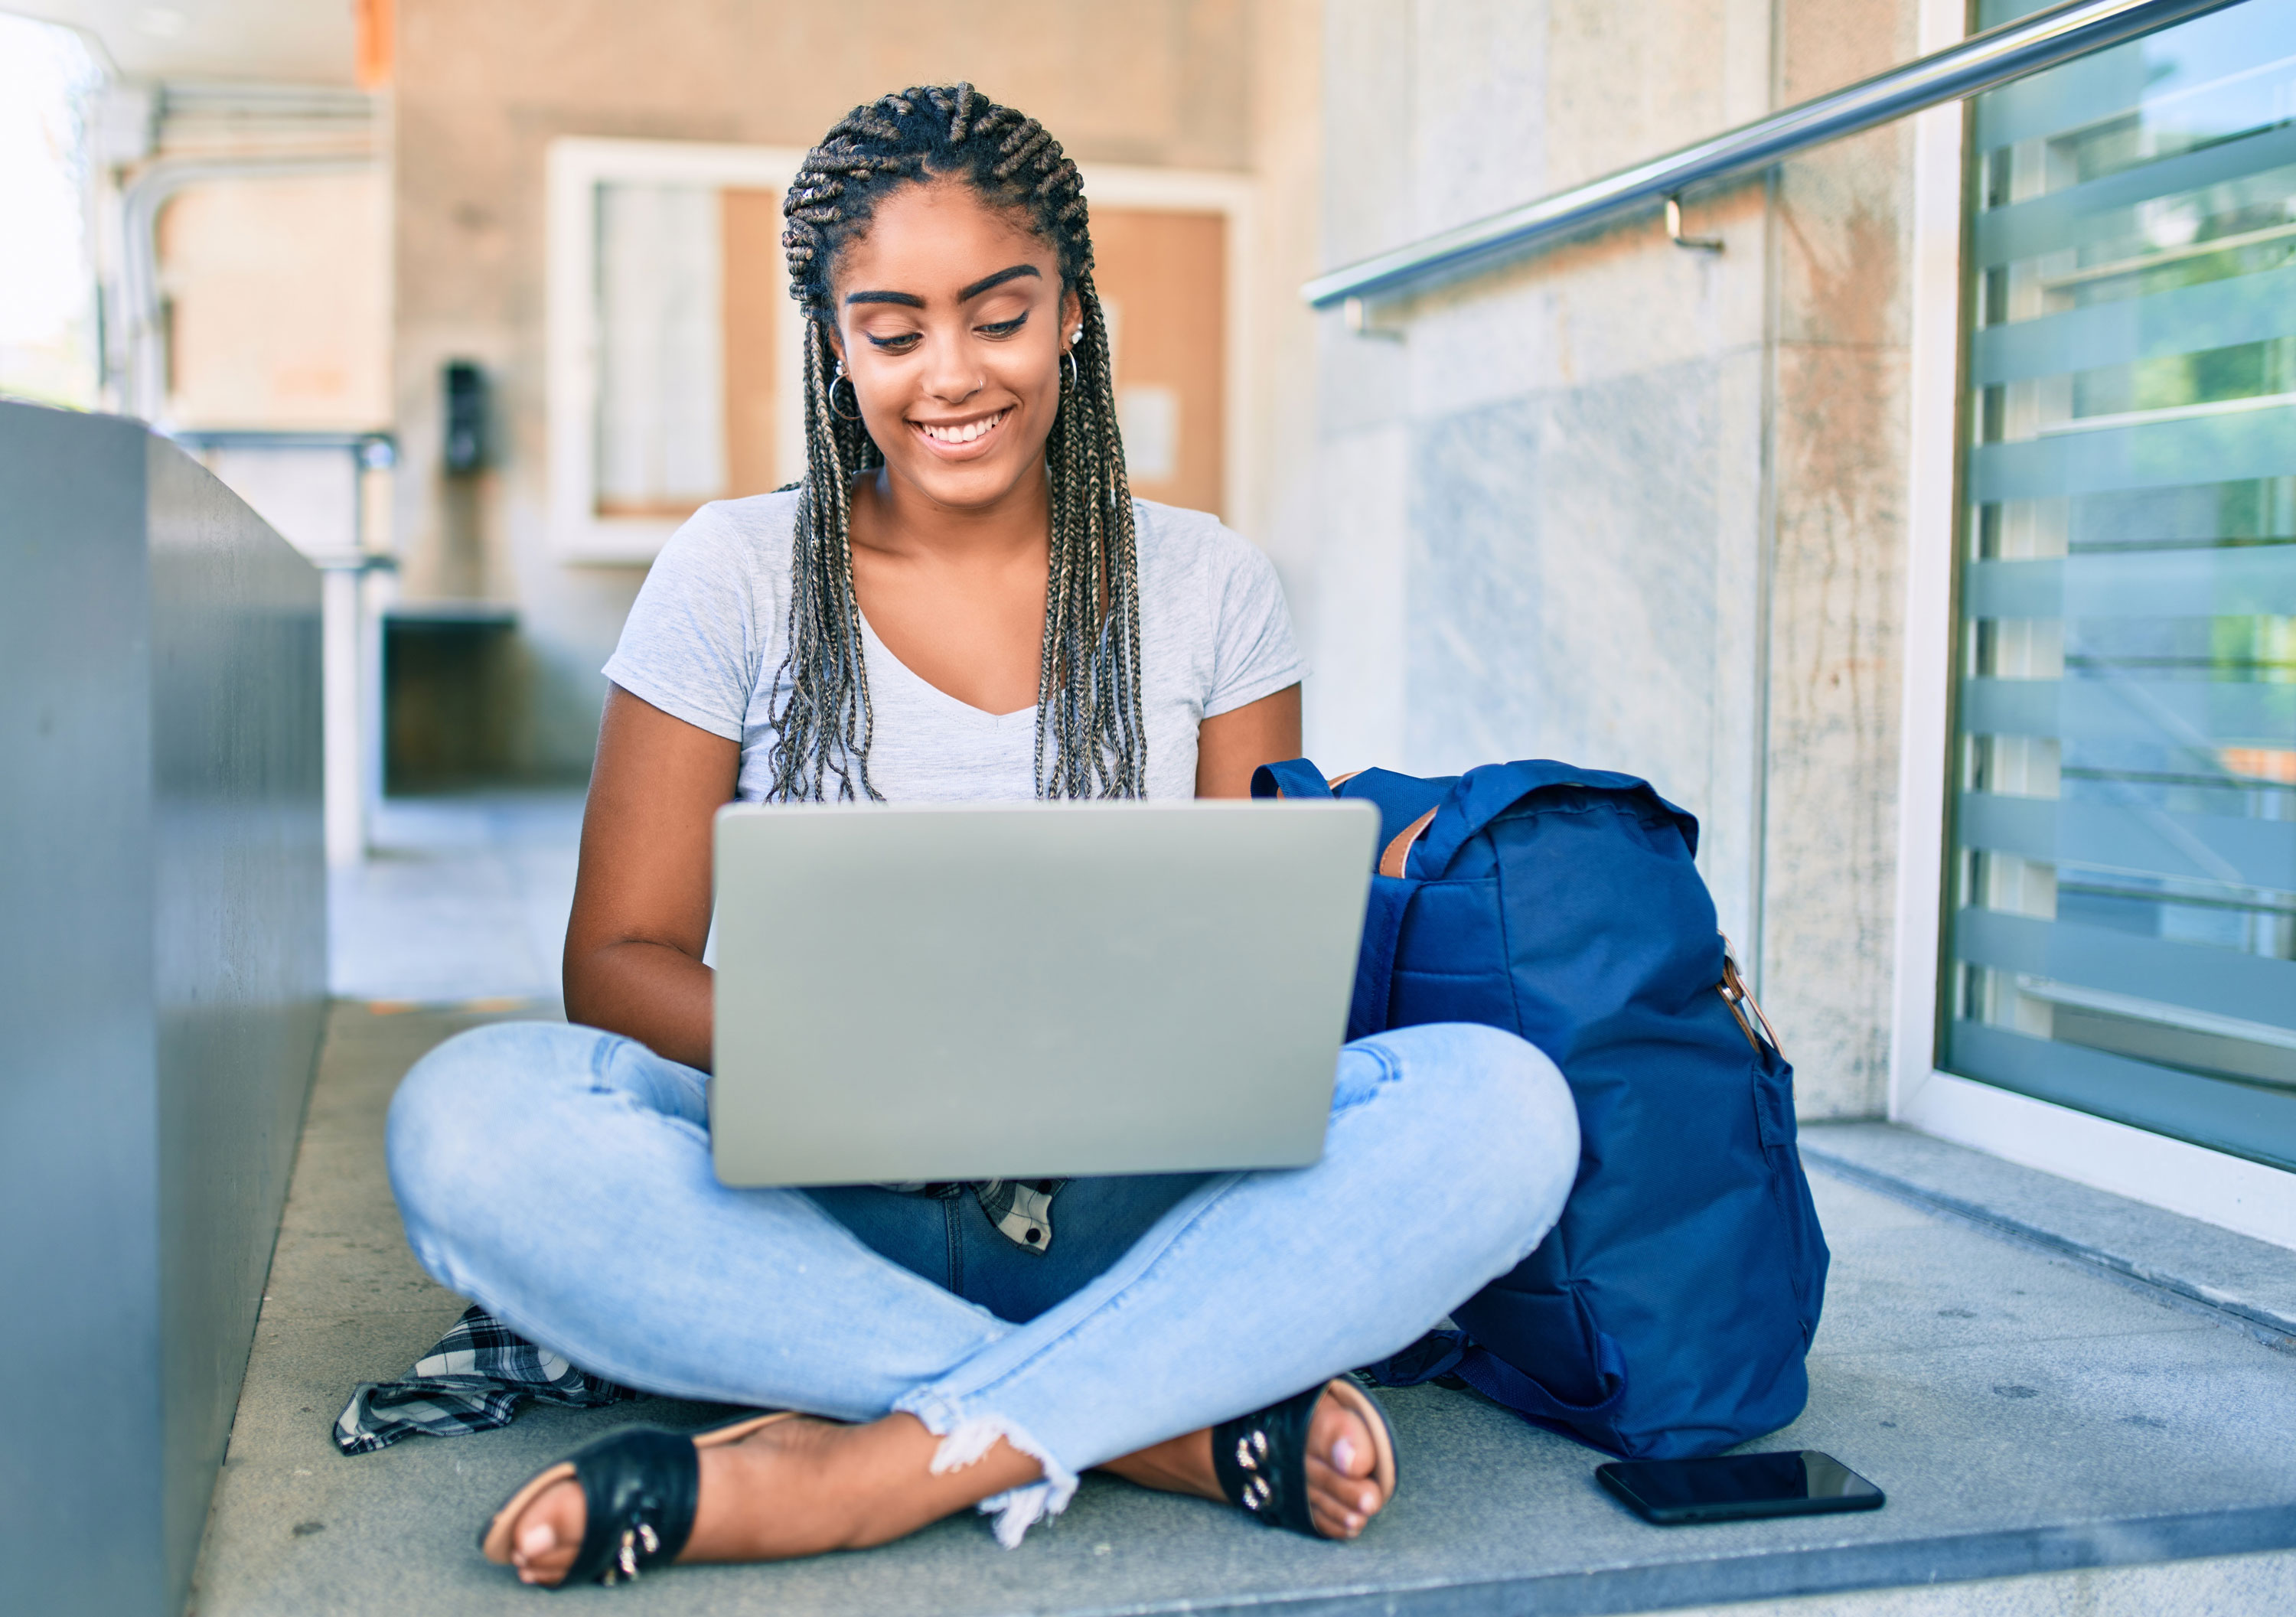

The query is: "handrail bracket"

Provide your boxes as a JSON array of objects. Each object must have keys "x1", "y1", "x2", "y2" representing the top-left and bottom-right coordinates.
[
  {"x1": 1665, "y1": 194, "x2": 1724, "y2": 253},
  {"x1": 1343, "y1": 296, "x2": 1407, "y2": 342}
]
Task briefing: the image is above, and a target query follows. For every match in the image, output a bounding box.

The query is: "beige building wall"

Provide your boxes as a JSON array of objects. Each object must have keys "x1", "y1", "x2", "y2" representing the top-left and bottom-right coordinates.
[
  {"x1": 159, "y1": 171, "x2": 393, "y2": 430},
  {"x1": 390, "y1": 0, "x2": 1319, "y2": 780},
  {"x1": 1305, "y1": 0, "x2": 1919, "y2": 1117}
]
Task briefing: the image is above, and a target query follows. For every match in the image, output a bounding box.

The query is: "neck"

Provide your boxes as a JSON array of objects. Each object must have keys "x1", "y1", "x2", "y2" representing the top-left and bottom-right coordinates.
[{"x1": 848, "y1": 458, "x2": 1052, "y2": 566}]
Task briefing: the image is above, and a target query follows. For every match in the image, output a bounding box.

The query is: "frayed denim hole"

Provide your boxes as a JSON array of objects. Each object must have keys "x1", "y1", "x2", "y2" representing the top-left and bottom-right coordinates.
[
  {"x1": 1329, "y1": 1041, "x2": 1404, "y2": 1116},
  {"x1": 889, "y1": 1394, "x2": 1081, "y2": 1548}
]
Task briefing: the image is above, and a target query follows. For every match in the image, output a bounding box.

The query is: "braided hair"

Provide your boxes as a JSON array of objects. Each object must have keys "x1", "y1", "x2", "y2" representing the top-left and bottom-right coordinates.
[{"x1": 771, "y1": 83, "x2": 1145, "y2": 801}]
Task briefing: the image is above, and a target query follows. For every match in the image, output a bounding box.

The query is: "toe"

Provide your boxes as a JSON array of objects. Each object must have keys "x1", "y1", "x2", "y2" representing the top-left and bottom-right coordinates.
[
  {"x1": 505, "y1": 1478, "x2": 586, "y2": 1587},
  {"x1": 1309, "y1": 1391, "x2": 1376, "y2": 1475},
  {"x1": 1303, "y1": 1385, "x2": 1388, "y2": 1536},
  {"x1": 1305, "y1": 1474, "x2": 1368, "y2": 1537},
  {"x1": 1306, "y1": 1451, "x2": 1383, "y2": 1521}
]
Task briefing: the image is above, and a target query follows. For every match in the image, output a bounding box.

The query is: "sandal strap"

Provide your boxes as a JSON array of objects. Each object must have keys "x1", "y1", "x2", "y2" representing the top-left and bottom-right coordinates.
[
  {"x1": 1211, "y1": 1382, "x2": 1326, "y2": 1537},
  {"x1": 559, "y1": 1427, "x2": 703, "y2": 1587}
]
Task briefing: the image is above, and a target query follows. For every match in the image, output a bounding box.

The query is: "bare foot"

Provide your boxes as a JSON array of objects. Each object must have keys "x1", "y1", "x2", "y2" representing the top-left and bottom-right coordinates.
[
  {"x1": 491, "y1": 1413, "x2": 1039, "y2": 1587},
  {"x1": 1100, "y1": 1382, "x2": 1390, "y2": 1539}
]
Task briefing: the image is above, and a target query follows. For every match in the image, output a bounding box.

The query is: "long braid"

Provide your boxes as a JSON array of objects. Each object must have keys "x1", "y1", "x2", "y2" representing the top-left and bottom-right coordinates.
[{"x1": 770, "y1": 84, "x2": 1146, "y2": 801}]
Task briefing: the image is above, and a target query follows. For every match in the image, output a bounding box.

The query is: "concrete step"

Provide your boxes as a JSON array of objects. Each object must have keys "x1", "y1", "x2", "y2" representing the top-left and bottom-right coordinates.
[
  {"x1": 188, "y1": 1004, "x2": 2296, "y2": 1615},
  {"x1": 1798, "y1": 1120, "x2": 2296, "y2": 1350}
]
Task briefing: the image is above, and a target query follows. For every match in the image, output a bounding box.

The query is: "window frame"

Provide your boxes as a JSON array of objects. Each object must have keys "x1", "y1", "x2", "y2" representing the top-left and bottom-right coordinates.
[
  {"x1": 1886, "y1": 7, "x2": 2296, "y2": 1250},
  {"x1": 546, "y1": 137, "x2": 807, "y2": 564},
  {"x1": 544, "y1": 137, "x2": 1259, "y2": 564}
]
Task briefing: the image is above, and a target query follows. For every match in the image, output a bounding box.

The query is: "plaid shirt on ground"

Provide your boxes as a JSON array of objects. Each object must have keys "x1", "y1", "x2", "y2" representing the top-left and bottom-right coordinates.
[{"x1": 335, "y1": 1305, "x2": 638, "y2": 1454}]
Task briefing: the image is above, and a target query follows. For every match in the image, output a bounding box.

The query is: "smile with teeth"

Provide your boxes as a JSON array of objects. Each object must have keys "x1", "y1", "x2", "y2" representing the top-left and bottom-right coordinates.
[{"x1": 916, "y1": 409, "x2": 1009, "y2": 446}]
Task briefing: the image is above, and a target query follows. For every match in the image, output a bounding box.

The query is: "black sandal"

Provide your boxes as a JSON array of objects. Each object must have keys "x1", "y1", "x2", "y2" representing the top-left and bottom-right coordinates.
[
  {"x1": 1212, "y1": 1377, "x2": 1399, "y2": 1539},
  {"x1": 479, "y1": 1410, "x2": 794, "y2": 1588}
]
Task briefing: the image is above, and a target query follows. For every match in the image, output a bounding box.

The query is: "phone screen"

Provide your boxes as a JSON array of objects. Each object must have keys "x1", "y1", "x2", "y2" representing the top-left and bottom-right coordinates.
[{"x1": 1596, "y1": 1450, "x2": 1884, "y2": 1524}]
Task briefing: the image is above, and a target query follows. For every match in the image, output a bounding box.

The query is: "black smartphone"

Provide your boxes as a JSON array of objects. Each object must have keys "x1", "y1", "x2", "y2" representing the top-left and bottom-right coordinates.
[{"x1": 1596, "y1": 1450, "x2": 1884, "y2": 1525}]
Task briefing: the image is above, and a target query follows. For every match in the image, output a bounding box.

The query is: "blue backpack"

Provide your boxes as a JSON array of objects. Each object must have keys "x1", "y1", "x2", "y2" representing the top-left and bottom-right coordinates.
[{"x1": 1254, "y1": 758, "x2": 1829, "y2": 1459}]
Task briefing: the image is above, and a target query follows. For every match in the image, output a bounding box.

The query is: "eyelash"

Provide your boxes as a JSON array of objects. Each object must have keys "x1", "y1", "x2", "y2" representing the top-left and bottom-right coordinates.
[{"x1": 864, "y1": 313, "x2": 1028, "y2": 353}]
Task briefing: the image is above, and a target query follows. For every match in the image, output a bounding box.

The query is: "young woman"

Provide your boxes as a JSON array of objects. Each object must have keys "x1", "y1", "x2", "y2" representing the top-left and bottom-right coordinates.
[{"x1": 387, "y1": 85, "x2": 1580, "y2": 1590}]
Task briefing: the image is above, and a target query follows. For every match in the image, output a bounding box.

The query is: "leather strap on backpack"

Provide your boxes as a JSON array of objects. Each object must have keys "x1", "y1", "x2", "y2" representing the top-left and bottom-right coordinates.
[
  {"x1": 1252, "y1": 757, "x2": 1444, "y2": 1038},
  {"x1": 1378, "y1": 808, "x2": 1438, "y2": 879}
]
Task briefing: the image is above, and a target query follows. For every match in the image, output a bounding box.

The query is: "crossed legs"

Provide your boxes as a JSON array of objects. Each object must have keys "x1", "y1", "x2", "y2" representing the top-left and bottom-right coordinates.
[{"x1": 387, "y1": 1019, "x2": 1578, "y2": 1580}]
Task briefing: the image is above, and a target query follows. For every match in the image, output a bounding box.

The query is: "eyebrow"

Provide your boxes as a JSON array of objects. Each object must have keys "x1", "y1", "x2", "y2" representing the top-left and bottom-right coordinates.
[
  {"x1": 843, "y1": 263, "x2": 1041, "y2": 308},
  {"x1": 957, "y1": 263, "x2": 1041, "y2": 302}
]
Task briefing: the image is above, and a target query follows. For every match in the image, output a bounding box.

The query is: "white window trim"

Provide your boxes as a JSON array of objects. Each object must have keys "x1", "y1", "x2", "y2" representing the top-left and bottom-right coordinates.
[
  {"x1": 546, "y1": 138, "x2": 1258, "y2": 565},
  {"x1": 1071, "y1": 164, "x2": 1260, "y2": 557},
  {"x1": 1886, "y1": 10, "x2": 2296, "y2": 1251},
  {"x1": 546, "y1": 138, "x2": 807, "y2": 564}
]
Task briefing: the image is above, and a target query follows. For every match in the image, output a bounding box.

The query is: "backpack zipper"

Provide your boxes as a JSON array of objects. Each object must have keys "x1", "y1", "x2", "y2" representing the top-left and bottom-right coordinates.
[{"x1": 1717, "y1": 940, "x2": 1783, "y2": 1055}]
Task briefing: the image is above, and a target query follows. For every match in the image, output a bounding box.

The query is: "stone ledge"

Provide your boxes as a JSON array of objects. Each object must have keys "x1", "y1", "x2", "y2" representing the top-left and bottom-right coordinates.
[
  {"x1": 1799, "y1": 1121, "x2": 2296, "y2": 1351},
  {"x1": 1177, "y1": 1505, "x2": 2296, "y2": 1616}
]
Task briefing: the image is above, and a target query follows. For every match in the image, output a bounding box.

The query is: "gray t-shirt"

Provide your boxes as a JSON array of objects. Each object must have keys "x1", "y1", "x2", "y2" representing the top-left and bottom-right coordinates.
[{"x1": 602, "y1": 490, "x2": 1305, "y2": 802}]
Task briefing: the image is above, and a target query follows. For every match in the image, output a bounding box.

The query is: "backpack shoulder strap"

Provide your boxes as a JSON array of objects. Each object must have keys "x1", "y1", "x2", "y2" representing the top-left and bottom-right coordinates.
[{"x1": 1251, "y1": 758, "x2": 1334, "y2": 800}]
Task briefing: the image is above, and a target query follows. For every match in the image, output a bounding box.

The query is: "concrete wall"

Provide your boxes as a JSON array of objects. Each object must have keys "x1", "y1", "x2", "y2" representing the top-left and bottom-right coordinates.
[
  {"x1": 0, "y1": 400, "x2": 326, "y2": 1616},
  {"x1": 1305, "y1": 0, "x2": 1916, "y2": 1117},
  {"x1": 390, "y1": 0, "x2": 1306, "y2": 780}
]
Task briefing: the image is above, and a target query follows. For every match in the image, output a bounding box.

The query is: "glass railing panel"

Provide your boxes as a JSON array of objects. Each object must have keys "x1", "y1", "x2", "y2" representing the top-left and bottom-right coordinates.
[{"x1": 1950, "y1": 0, "x2": 2296, "y2": 1170}]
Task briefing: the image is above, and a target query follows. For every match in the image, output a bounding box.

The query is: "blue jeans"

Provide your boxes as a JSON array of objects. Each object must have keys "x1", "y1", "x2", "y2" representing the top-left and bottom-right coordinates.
[{"x1": 387, "y1": 1020, "x2": 1578, "y2": 1544}]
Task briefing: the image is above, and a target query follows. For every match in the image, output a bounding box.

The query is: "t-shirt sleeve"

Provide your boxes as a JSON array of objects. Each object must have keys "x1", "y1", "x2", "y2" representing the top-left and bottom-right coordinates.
[
  {"x1": 600, "y1": 501, "x2": 774, "y2": 741},
  {"x1": 1202, "y1": 525, "x2": 1307, "y2": 719}
]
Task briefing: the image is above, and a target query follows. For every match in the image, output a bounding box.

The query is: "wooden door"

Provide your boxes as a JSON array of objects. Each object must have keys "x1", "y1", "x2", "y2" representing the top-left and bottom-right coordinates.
[
  {"x1": 722, "y1": 187, "x2": 784, "y2": 499},
  {"x1": 1086, "y1": 208, "x2": 1227, "y2": 519}
]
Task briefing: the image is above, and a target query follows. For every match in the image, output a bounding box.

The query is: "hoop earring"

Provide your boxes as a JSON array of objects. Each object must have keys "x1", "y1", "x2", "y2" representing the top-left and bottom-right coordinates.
[
  {"x1": 829, "y1": 361, "x2": 862, "y2": 423},
  {"x1": 1062, "y1": 348, "x2": 1079, "y2": 389}
]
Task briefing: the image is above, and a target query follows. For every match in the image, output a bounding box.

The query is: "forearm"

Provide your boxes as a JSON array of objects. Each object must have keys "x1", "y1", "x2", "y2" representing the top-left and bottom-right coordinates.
[
  {"x1": 563, "y1": 686, "x2": 737, "y2": 1071},
  {"x1": 564, "y1": 938, "x2": 717, "y2": 1072}
]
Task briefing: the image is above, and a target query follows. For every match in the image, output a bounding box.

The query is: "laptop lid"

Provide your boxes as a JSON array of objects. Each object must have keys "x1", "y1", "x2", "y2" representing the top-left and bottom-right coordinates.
[{"x1": 710, "y1": 799, "x2": 1378, "y2": 1187}]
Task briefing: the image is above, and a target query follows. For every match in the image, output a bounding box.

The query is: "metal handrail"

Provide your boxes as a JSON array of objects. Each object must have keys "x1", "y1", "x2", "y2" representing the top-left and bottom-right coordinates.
[{"x1": 1301, "y1": 0, "x2": 2248, "y2": 308}]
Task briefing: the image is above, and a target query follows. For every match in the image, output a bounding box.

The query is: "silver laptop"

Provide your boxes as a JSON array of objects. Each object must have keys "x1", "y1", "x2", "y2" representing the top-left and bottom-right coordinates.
[{"x1": 710, "y1": 800, "x2": 1378, "y2": 1187}]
